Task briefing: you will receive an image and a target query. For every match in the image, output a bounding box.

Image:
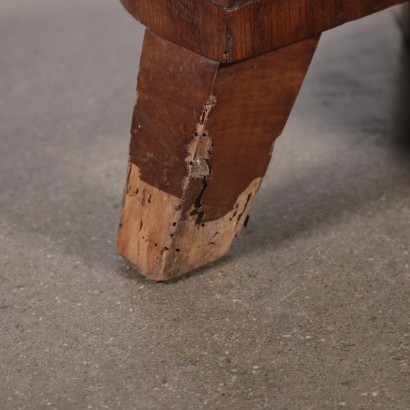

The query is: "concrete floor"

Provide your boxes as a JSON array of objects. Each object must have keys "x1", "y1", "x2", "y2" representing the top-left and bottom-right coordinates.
[{"x1": 1, "y1": 1, "x2": 410, "y2": 409}]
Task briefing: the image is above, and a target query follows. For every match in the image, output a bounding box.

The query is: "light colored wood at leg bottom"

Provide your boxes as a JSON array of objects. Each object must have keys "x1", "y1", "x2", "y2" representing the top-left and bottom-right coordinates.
[{"x1": 117, "y1": 163, "x2": 261, "y2": 281}]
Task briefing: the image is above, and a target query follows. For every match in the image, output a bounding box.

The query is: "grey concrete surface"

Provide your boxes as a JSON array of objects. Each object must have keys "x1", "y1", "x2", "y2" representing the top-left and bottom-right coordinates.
[{"x1": 1, "y1": 1, "x2": 410, "y2": 409}]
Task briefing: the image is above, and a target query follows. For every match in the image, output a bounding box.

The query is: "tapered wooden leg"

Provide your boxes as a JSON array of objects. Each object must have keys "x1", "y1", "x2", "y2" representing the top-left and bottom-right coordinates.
[{"x1": 117, "y1": 30, "x2": 320, "y2": 281}]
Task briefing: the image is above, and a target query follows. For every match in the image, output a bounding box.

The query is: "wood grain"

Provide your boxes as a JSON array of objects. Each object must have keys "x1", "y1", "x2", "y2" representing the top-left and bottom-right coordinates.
[
  {"x1": 118, "y1": 31, "x2": 319, "y2": 279},
  {"x1": 120, "y1": 0, "x2": 405, "y2": 62},
  {"x1": 202, "y1": 35, "x2": 320, "y2": 221},
  {"x1": 118, "y1": 163, "x2": 261, "y2": 280},
  {"x1": 120, "y1": 0, "x2": 228, "y2": 62},
  {"x1": 129, "y1": 31, "x2": 219, "y2": 198},
  {"x1": 227, "y1": 0, "x2": 406, "y2": 61}
]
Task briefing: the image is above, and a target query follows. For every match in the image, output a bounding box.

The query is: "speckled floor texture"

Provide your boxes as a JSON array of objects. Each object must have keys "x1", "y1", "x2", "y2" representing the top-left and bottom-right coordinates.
[{"x1": 1, "y1": 1, "x2": 410, "y2": 409}]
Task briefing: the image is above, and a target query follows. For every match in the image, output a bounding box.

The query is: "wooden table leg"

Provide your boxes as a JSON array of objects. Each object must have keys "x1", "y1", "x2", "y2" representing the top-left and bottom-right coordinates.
[
  {"x1": 117, "y1": 30, "x2": 320, "y2": 281},
  {"x1": 402, "y1": 2, "x2": 410, "y2": 42}
]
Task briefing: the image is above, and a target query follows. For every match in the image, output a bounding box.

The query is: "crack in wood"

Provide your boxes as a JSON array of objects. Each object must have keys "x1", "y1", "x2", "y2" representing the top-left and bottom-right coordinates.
[{"x1": 184, "y1": 95, "x2": 217, "y2": 223}]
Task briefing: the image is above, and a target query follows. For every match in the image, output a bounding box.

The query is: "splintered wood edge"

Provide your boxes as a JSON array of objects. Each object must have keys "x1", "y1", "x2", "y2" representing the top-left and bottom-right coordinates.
[{"x1": 117, "y1": 163, "x2": 262, "y2": 281}]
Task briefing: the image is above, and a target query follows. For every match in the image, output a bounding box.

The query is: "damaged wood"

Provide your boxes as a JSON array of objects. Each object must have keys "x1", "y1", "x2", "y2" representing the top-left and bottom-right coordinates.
[
  {"x1": 118, "y1": 163, "x2": 261, "y2": 280},
  {"x1": 129, "y1": 30, "x2": 219, "y2": 199},
  {"x1": 186, "y1": 131, "x2": 212, "y2": 179},
  {"x1": 183, "y1": 95, "x2": 216, "y2": 222},
  {"x1": 202, "y1": 35, "x2": 320, "y2": 221},
  {"x1": 185, "y1": 95, "x2": 216, "y2": 180},
  {"x1": 117, "y1": 30, "x2": 319, "y2": 280},
  {"x1": 117, "y1": 0, "x2": 407, "y2": 279}
]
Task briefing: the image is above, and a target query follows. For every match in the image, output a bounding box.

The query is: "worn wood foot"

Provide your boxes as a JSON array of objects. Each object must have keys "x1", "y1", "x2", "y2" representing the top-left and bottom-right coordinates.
[{"x1": 117, "y1": 31, "x2": 319, "y2": 281}]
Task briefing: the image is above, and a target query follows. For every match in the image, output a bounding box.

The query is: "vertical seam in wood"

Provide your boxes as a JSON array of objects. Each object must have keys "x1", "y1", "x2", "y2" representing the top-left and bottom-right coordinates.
[{"x1": 224, "y1": 10, "x2": 234, "y2": 62}]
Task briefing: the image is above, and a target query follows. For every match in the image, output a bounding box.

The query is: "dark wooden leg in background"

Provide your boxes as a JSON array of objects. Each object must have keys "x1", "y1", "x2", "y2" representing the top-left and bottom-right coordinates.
[
  {"x1": 404, "y1": 2, "x2": 410, "y2": 41},
  {"x1": 117, "y1": 31, "x2": 320, "y2": 281}
]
